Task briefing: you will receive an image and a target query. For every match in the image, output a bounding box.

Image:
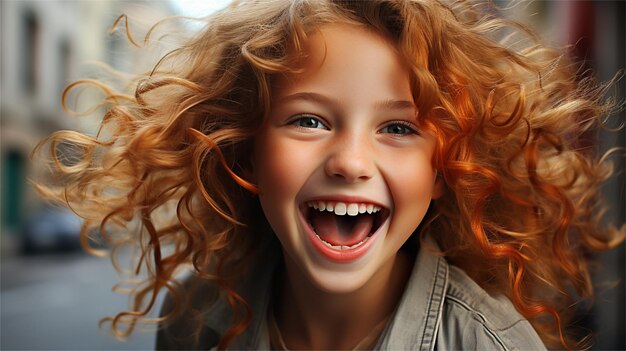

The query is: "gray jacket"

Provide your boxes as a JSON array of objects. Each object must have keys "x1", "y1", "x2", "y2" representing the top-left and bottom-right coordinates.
[{"x1": 156, "y1": 237, "x2": 546, "y2": 350}]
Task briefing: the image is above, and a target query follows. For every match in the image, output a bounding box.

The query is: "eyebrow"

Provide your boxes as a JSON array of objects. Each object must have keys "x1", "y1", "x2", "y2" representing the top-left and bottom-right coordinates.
[{"x1": 277, "y1": 92, "x2": 415, "y2": 111}]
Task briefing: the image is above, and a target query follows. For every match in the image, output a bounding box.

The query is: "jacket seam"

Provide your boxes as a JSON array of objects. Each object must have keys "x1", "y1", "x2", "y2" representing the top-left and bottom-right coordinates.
[
  {"x1": 445, "y1": 290, "x2": 528, "y2": 331},
  {"x1": 430, "y1": 257, "x2": 448, "y2": 351},
  {"x1": 445, "y1": 295, "x2": 510, "y2": 351},
  {"x1": 419, "y1": 257, "x2": 447, "y2": 351}
]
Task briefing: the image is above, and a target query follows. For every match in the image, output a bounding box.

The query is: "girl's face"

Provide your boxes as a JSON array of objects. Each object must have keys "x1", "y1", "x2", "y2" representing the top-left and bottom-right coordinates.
[{"x1": 253, "y1": 24, "x2": 442, "y2": 293}]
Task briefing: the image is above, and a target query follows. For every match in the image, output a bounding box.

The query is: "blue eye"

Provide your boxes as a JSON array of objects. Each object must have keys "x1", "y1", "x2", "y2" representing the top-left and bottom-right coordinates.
[
  {"x1": 379, "y1": 122, "x2": 418, "y2": 135},
  {"x1": 291, "y1": 115, "x2": 328, "y2": 129}
]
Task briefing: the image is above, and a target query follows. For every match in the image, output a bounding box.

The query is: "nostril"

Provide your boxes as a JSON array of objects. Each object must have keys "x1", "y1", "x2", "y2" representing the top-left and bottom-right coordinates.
[
  {"x1": 331, "y1": 171, "x2": 371, "y2": 183},
  {"x1": 325, "y1": 155, "x2": 374, "y2": 183}
]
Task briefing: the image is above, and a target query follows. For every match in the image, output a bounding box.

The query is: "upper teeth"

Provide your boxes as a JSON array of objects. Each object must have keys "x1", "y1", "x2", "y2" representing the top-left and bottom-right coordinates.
[{"x1": 307, "y1": 201, "x2": 381, "y2": 216}]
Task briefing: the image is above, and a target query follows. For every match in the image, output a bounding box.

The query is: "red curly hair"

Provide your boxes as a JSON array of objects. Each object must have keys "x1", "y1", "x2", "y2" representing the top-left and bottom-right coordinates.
[{"x1": 33, "y1": 0, "x2": 623, "y2": 349}]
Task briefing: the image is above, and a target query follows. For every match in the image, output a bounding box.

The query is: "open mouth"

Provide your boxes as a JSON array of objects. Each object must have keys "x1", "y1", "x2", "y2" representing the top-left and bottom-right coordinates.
[{"x1": 302, "y1": 200, "x2": 390, "y2": 251}]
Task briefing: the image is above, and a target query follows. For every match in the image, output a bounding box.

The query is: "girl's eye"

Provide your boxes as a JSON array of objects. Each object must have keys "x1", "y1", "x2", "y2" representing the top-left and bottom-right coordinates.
[
  {"x1": 379, "y1": 122, "x2": 418, "y2": 135},
  {"x1": 290, "y1": 115, "x2": 328, "y2": 129}
]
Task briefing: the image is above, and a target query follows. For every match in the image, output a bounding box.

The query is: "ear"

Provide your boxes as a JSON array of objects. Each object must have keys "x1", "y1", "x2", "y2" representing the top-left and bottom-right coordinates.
[{"x1": 432, "y1": 171, "x2": 445, "y2": 200}]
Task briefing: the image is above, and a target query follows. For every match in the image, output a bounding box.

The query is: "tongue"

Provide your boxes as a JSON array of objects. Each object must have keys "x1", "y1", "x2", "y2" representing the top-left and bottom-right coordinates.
[{"x1": 310, "y1": 211, "x2": 374, "y2": 246}]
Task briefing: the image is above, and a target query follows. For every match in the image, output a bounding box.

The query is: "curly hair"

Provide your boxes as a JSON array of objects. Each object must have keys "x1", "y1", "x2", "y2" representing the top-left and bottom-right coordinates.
[{"x1": 33, "y1": 0, "x2": 623, "y2": 349}]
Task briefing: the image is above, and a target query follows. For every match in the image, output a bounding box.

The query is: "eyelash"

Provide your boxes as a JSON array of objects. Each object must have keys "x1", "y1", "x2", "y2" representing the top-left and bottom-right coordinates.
[
  {"x1": 289, "y1": 115, "x2": 419, "y2": 135},
  {"x1": 289, "y1": 115, "x2": 329, "y2": 129},
  {"x1": 378, "y1": 121, "x2": 419, "y2": 136}
]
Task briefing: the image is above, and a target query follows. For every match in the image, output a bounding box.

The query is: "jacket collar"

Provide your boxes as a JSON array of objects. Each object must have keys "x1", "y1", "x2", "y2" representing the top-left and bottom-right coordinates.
[
  {"x1": 203, "y1": 236, "x2": 449, "y2": 350},
  {"x1": 378, "y1": 235, "x2": 449, "y2": 350}
]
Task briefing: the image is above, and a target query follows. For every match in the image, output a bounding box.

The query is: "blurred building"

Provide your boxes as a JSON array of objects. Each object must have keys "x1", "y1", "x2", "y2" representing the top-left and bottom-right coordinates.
[{"x1": 1, "y1": 1, "x2": 179, "y2": 255}]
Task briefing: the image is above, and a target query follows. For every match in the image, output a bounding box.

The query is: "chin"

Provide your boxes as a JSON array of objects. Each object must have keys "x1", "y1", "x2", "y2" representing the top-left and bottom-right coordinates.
[{"x1": 304, "y1": 266, "x2": 377, "y2": 294}]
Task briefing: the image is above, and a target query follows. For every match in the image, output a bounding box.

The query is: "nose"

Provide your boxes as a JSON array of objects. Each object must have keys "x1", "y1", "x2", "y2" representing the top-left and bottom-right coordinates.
[{"x1": 324, "y1": 132, "x2": 374, "y2": 183}]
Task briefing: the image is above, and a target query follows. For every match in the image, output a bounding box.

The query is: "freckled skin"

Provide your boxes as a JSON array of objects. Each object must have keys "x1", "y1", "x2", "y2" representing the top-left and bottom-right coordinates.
[{"x1": 252, "y1": 24, "x2": 444, "y2": 349}]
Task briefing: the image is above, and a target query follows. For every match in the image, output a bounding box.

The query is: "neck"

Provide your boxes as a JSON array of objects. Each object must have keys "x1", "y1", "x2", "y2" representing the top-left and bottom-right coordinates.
[{"x1": 273, "y1": 251, "x2": 413, "y2": 350}]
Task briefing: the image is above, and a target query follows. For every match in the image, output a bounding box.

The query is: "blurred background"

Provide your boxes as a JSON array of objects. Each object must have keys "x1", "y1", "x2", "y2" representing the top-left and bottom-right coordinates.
[{"x1": 1, "y1": 1, "x2": 624, "y2": 350}]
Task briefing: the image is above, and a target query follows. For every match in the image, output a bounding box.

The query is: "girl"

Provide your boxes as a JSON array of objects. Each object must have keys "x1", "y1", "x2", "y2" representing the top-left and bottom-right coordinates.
[{"x1": 35, "y1": 0, "x2": 623, "y2": 349}]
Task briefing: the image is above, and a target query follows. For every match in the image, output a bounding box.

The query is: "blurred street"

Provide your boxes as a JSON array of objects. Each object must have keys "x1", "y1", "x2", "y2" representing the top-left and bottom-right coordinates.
[{"x1": 1, "y1": 252, "x2": 155, "y2": 350}]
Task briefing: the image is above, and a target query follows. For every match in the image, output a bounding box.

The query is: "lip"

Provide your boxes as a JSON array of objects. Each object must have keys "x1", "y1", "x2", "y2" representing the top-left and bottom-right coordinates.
[{"x1": 297, "y1": 198, "x2": 389, "y2": 263}]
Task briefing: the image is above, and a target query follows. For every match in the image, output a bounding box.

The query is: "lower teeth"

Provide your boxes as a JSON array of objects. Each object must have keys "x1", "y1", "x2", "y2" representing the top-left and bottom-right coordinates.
[{"x1": 315, "y1": 234, "x2": 369, "y2": 250}]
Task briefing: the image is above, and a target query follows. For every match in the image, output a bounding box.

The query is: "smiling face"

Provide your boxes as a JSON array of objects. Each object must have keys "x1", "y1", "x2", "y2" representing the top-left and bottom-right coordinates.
[{"x1": 253, "y1": 24, "x2": 442, "y2": 293}]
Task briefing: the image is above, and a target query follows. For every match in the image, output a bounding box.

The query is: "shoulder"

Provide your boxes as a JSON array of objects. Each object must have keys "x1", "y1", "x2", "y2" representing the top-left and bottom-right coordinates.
[
  {"x1": 156, "y1": 243, "x2": 281, "y2": 350},
  {"x1": 437, "y1": 264, "x2": 546, "y2": 351},
  {"x1": 155, "y1": 272, "x2": 222, "y2": 350}
]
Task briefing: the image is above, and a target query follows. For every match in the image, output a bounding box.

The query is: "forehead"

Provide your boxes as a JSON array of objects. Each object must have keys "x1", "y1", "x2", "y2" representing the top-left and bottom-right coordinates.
[{"x1": 273, "y1": 24, "x2": 413, "y2": 102}]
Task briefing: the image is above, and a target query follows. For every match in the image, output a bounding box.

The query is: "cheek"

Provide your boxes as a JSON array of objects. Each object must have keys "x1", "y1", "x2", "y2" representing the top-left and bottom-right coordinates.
[
  {"x1": 398, "y1": 159, "x2": 436, "y2": 200},
  {"x1": 255, "y1": 138, "x2": 312, "y2": 194},
  {"x1": 254, "y1": 133, "x2": 315, "y2": 209},
  {"x1": 382, "y1": 153, "x2": 436, "y2": 235},
  {"x1": 254, "y1": 135, "x2": 318, "y2": 248}
]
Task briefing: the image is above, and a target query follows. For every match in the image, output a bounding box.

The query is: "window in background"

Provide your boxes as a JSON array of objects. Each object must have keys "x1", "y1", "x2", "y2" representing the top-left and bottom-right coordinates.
[{"x1": 21, "y1": 9, "x2": 39, "y2": 96}]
